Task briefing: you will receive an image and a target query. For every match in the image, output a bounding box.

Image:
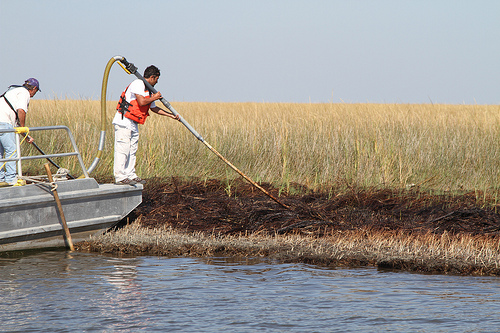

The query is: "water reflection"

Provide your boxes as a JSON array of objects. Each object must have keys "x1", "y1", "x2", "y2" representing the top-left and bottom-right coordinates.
[
  {"x1": 97, "y1": 257, "x2": 150, "y2": 331},
  {"x1": 0, "y1": 251, "x2": 499, "y2": 332}
]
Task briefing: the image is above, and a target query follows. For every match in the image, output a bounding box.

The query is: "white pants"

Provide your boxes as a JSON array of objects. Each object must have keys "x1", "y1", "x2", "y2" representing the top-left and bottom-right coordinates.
[{"x1": 114, "y1": 124, "x2": 139, "y2": 182}]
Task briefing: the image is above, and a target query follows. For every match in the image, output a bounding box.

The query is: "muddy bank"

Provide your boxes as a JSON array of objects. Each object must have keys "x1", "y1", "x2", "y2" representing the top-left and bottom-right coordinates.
[
  {"x1": 79, "y1": 177, "x2": 500, "y2": 275},
  {"x1": 123, "y1": 177, "x2": 500, "y2": 237}
]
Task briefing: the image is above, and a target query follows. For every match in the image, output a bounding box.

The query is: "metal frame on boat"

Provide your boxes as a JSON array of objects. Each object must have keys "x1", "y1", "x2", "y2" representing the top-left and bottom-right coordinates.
[{"x1": 0, "y1": 125, "x2": 142, "y2": 252}]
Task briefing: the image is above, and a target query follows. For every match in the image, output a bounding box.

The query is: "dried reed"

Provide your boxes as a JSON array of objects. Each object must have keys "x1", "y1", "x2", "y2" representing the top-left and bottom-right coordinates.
[{"x1": 79, "y1": 221, "x2": 500, "y2": 276}]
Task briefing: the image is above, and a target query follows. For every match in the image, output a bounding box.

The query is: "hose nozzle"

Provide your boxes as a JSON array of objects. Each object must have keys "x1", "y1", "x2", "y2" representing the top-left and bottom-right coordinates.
[{"x1": 118, "y1": 57, "x2": 138, "y2": 75}]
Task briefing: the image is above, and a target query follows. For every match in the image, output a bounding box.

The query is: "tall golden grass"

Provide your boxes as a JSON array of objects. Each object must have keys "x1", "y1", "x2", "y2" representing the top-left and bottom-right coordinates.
[{"x1": 25, "y1": 99, "x2": 500, "y2": 193}]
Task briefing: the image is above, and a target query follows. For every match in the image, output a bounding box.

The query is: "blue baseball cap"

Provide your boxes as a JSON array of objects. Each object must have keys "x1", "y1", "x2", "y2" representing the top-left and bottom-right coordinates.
[{"x1": 25, "y1": 78, "x2": 41, "y2": 91}]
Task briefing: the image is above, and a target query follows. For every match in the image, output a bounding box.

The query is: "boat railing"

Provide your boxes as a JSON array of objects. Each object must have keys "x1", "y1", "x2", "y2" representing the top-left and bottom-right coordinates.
[{"x1": 0, "y1": 125, "x2": 89, "y2": 180}]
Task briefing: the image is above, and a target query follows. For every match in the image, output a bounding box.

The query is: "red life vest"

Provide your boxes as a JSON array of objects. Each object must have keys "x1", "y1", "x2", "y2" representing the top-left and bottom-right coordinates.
[{"x1": 116, "y1": 85, "x2": 152, "y2": 125}]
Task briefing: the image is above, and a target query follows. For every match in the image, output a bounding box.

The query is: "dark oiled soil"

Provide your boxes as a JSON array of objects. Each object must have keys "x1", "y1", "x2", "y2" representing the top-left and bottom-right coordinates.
[{"x1": 118, "y1": 177, "x2": 500, "y2": 237}]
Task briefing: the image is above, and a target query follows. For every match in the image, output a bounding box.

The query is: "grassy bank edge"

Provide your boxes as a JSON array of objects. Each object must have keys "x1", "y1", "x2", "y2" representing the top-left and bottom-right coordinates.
[{"x1": 77, "y1": 221, "x2": 500, "y2": 276}]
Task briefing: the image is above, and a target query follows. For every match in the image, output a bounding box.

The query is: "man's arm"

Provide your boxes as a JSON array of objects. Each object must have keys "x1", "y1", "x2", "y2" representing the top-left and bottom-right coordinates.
[
  {"x1": 150, "y1": 106, "x2": 180, "y2": 120},
  {"x1": 135, "y1": 92, "x2": 162, "y2": 106},
  {"x1": 17, "y1": 109, "x2": 27, "y2": 127}
]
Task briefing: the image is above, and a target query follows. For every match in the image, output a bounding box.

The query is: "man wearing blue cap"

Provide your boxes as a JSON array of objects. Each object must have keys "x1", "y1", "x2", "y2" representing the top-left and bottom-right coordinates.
[{"x1": 0, "y1": 78, "x2": 40, "y2": 185}]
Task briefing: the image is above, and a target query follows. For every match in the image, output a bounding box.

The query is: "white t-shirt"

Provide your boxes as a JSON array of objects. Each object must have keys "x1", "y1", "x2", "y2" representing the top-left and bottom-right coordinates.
[
  {"x1": 112, "y1": 79, "x2": 156, "y2": 132},
  {"x1": 0, "y1": 86, "x2": 30, "y2": 126}
]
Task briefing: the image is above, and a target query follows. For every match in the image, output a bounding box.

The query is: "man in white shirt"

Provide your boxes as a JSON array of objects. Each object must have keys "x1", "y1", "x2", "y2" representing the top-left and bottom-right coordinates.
[
  {"x1": 112, "y1": 65, "x2": 179, "y2": 185},
  {"x1": 0, "y1": 78, "x2": 40, "y2": 185}
]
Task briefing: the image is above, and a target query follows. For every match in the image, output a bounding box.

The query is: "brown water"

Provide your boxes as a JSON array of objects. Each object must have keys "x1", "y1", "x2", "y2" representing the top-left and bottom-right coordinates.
[{"x1": 0, "y1": 251, "x2": 499, "y2": 332}]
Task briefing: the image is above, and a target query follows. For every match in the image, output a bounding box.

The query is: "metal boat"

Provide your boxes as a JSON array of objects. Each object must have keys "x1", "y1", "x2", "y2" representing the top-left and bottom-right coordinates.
[{"x1": 0, "y1": 125, "x2": 142, "y2": 252}]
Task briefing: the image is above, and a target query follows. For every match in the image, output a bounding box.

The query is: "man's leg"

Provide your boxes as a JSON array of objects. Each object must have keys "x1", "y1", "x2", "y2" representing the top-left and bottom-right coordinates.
[
  {"x1": 123, "y1": 129, "x2": 139, "y2": 180},
  {"x1": 114, "y1": 124, "x2": 132, "y2": 182},
  {"x1": 0, "y1": 123, "x2": 17, "y2": 184}
]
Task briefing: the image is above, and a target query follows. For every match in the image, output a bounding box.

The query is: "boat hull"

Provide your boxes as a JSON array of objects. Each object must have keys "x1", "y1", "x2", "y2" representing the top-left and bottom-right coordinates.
[{"x1": 0, "y1": 178, "x2": 142, "y2": 252}]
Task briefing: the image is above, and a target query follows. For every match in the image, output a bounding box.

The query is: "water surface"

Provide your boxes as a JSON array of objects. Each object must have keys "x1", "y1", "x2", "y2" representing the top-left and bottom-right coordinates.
[{"x1": 0, "y1": 251, "x2": 499, "y2": 332}]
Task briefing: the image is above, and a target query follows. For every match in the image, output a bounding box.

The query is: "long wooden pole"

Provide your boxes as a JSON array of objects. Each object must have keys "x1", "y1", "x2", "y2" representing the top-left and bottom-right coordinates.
[{"x1": 44, "y1": 163, "x2": 74, "y2": 251}]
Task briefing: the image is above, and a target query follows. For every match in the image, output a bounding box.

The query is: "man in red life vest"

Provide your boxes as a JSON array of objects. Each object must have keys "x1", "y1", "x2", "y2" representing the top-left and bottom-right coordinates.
[{"x1": 112, "y1": 65, "x2": 179, "y2": 185}]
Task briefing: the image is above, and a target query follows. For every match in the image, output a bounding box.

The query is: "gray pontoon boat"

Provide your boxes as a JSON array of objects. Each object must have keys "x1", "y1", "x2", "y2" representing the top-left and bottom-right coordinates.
[{"x1": 0, "y1": 125, "x2": 142, "y2": 252}]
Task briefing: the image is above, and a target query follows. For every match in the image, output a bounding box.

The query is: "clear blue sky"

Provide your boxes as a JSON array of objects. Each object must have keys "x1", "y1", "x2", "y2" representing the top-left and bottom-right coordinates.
[{"x1": 1, "y1": 0, "x2": 499, "y2": 104}]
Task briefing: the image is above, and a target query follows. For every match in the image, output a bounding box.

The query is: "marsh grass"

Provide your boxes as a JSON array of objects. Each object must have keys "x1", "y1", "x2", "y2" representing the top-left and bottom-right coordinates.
[
  {"x1": 26, "y1": 100, "x2": 500, "y2": 195},
  {"x1": 79, "y1": 221, "x2": 500, "y2": 275}
]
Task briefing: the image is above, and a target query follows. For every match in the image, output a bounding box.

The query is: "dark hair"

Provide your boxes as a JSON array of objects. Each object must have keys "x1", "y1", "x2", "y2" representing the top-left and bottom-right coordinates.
[
  {"x1": 23, "y1": 83, "x2": 36, "y2": 90},
  {"x1": 144, "y1": 65, "x2": 160, "y2": 78}
]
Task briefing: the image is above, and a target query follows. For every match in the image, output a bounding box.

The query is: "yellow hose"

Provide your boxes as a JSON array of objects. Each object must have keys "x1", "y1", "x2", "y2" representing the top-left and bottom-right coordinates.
[
  {"x1": 99, "y1": 57, "x2": 116, "y2": 133},
  {"x1": 87, "y1": 56, "x2": 126, "y2": 175}
]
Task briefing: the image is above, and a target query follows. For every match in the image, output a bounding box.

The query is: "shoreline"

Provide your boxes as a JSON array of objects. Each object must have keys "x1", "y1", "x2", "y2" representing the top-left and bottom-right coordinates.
[
  {"x1": 79, "y1": 177, "x2": 500, "y2": 276},
  {"x1": 77, "y1": 223, "x2": 500, "y2": 276}
]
